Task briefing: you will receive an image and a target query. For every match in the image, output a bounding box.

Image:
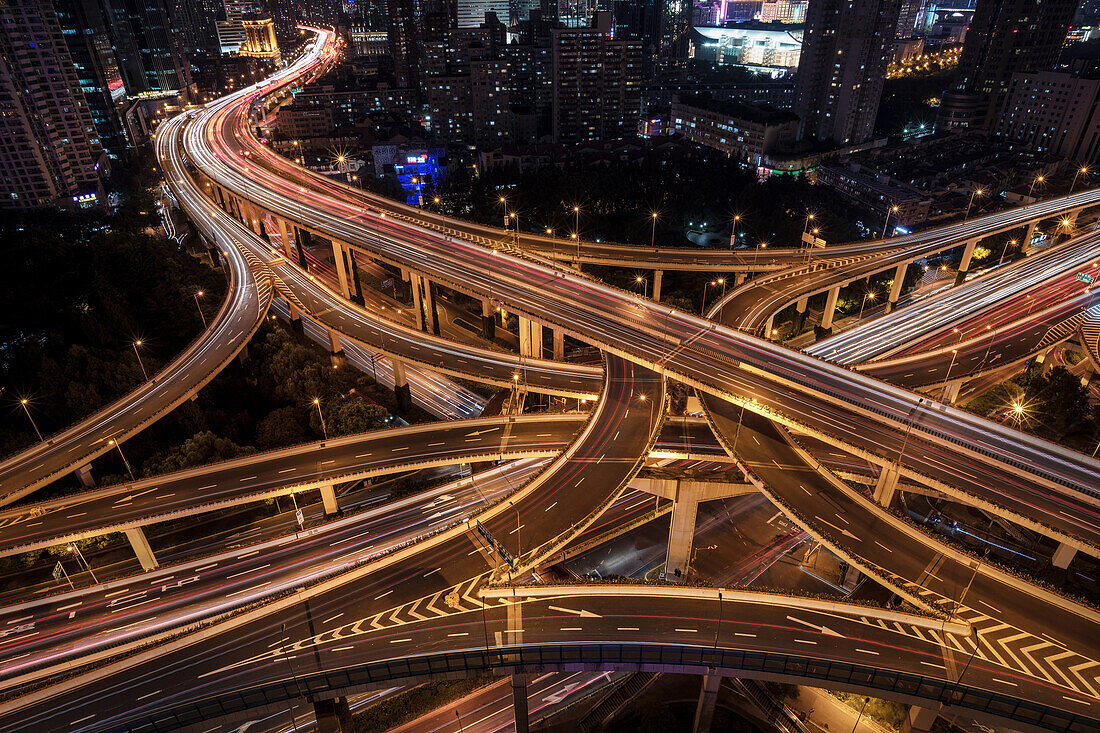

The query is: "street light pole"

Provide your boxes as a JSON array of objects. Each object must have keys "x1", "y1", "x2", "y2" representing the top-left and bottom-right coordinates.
[
  {"x1": 850, "y1": 697, "x2": 870, "y2": 733},
  {"x1": 68, "y1": 544, "x2": 98, "y2": 584},
  {"x1": 194, "y1": 291, "x2": 207, "y2": 327},
  {"x1": 729, "y1": 215, "x2": 740, "y2": 249},
  {"x1": 108, "y1": 438, "x2": 134, "y2": 480},
  {"x1": 964, "y1": 188, "x2": 983, "y2": 220},
  {"x1": 132, "y1": 340, "x2": 149, "y2": 381},
  {"x1": 881, "y1": 204, "x2": 899, "y2": 239},
  {"x1": 941, "y1": 349, "x2": 959, "y2": 400},
  {"x1": 312, "y1": 398, "x2": 327, "y2": 439},
  {"x1": 650, "y1": 212, "x2": 658, "y2": 247},
  {"x1": 18, "y1": 399, "x2": 43, "y2": 441},
  {"x1": 1071, "y1": 166, "x2": 1089, "y2": 193}
]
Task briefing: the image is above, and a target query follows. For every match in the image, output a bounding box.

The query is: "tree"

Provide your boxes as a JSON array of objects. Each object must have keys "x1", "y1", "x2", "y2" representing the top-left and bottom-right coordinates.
[
  {"x1": 140, "y1": 431, "x2": 254, "y2": 476},
  {"x1": 330, "y1": 399, "x2": 389, "y2": 437},
  {"x1": 256, "y1": 406, "x2": 307, "y2": 449}
]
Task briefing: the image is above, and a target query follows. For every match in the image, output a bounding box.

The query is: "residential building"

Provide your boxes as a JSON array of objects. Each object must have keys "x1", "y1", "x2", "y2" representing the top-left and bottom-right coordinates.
[
  {"x1": 995, "y1": 71, "x2": 1100, "y2": 164},
  {"x1": 552, "y1": 12, "x2": 643, "y2": 143},
  {"x1": 0, "y1": 0, "x2": 106, "y2": 209},
  {"x1": 817, "y1": 163, "x2": 932, "y2": 225},
  {"x1": 939, "y1": 0, "x2": 1077, "y2": 130},
  {"x1": 670, "y1": 95, "x2": 797, "y2": 165},
  {"x1": 793, "y1": 0, "x2": 901, "y2": 145}
]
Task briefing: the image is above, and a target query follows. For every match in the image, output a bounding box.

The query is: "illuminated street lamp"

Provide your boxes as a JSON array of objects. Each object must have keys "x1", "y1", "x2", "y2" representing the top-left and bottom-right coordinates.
[
  {"x1": 881, "y1": 204, "x2": 899, "y2": 239},
  {"x1": 132, "y1": 340, "x2": 149, "y2": 381},
  {"x1": 108, "y1": 438, "x2": 134, "y2": 480},
  {"x1": 635, "y1": 275, "x2": 647, "y2": 295},
  {"x1": 19, "y1": 399, "x2": 43, "y2": 441},
  {"x1": 998, "y1": 239, "x2": 1016, "y2": 267},
  {"x1": 68, "y1": 543, "x2": 98, "y2": 584},
  {"x1": 1071, "y1": 166, "x2": 1089, "y2": 193},
  {"x1": 858, "y1": 289, "x2": 876, "y2": 320},
  {"x1": 650, "y1": 212, "x2": 659, "y2": 247},
  {"x1": 729, "y1": 214, "x2": 740, "y2": 249},
  {"x1": 964, "y1": 188, "x2": 984, "y2": 220},
  {"x1": 942, "y1": 349, "x2": 960, "y2": 400},
  {"x1": 313, "y1": 397, "x2": 328, "y2": 440},
  {"x1": 1028, "y1": 174, "x2": 1045, "y2": 199},
  {"x1": 194, "y1": 291, "x2": 207, "y2": 327},
  {"x1": 701, "y1": 279, "x2": 722, "y2": 315}
]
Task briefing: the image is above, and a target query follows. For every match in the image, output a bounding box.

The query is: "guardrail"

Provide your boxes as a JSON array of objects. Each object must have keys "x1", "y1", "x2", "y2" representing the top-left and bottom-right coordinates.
[{"x1": 116, "y1": 643, "x2": 1100, "y2": 733}]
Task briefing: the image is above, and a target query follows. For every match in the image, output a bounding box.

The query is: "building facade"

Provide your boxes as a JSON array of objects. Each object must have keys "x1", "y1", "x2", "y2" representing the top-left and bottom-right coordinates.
[
  {"x1": 793, "y1": 0, "x2": 902, "y2": 145},
  {"x1": 670, "y1": 95, "x2": 797, "y2": 166},
  {"x1": 995, "y1": 71, "x2": 1100, "y2": 164}
]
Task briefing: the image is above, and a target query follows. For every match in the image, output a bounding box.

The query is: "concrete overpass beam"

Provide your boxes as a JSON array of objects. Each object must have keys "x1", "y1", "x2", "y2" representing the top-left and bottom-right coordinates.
[
  {"x1": 320, "y1": 483, "x2": 339, "y2": 516},
  {"x1": 900, "y1": 705, "x2": 938, "y2": 733},
  {"x1": 512, "y1": 673, "x2": 530, "y2": 733},
  {"x1": 873, "y1": 466, "x2": 900, "y2": 508},
  {"x1": 692, "y1": 673, "x2": 722, "y2": 733},
  {"x1": 666, "y1": 483, "x2": 701, "y2": 581},
  {"x1": 392, "y1": 358, "x2": 412, "y2": 413},
  {"x1": 1053, "y1": 542, "x2": 1078, "y2": 569},
  {"x1": 481, "y1": 299, "x2": 496, "y2": 339},
  {"x1": 955, "y1": 238, "x2": 979, "y2": 285},
  {"x1": 124, "y1": 527, "x2": 159, "y2": 571},
  {"x1": 553, "y1": 328, "x2": 565, "y2": 361},
  {"x1": 314, "y1": 696, "x2": 351, "y2": 732},
  {"x1": 653, "y1": 269, "x2": 663, "y2": 301},
  {"x1": 331, "y1": 240, "x2": 351, "y2": 300},
  {"x1": 941, "y1": 380, "x2": 962, "y2": 404},
  {"x1": 886, "y1": 261, "x2": 908, "y2": 313},
  {"x1": 820, "y1": 285, "x2": 841, "y2": 331},
  {"x1": 75, "y1": 463, "x2": 95, "y2": 489}
]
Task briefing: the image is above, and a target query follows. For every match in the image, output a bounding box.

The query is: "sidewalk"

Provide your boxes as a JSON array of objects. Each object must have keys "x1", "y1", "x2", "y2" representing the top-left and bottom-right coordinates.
[{"x1": 787, "y1": 686, "x2": 899, "y2": 733}]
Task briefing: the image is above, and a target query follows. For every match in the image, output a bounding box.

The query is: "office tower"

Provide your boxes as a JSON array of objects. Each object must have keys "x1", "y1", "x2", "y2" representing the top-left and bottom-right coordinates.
[
  {"x1": 457, "y1": 0, "x2": 510, "y2": 26},
  {"x1": 172, "y1": 0, "x2": 223, "y2": 53},
  {"x1": 0, "y1": 0, "x2": 106, "y2": 209},
  {"x1": 939, "y1": 0, "x2": 1077, "y2": 130},
  {"x1": 793, "y1": 0, "x2": 901, "y2": 145},
  {"x1": 894, "y1": 0, "x2": 924, "y2": 37},
  {"x1": 107, "y1": 0, "x2": 192, "y2": 93},
  {"x1": 53, "y1": 0, "x2": 129, "y2": 158},
  {"x1": 217, "y1": 0, "x2": 254, "y2": 53},
  {"x1": 552, "y1": 12, "x2": 642, "y2": 142},
  {"x1": 387, "y1": 0, "x2": 422, "y2": 89},
  {"x1": 655, "y1": 0, "x2": 691, "y2": 69}
]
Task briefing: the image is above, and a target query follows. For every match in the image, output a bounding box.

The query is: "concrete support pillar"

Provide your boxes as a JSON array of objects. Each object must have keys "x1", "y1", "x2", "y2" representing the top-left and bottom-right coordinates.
[
  {"x1": 886, "y1": 261, "x2": 908, "y2": 313},
  {"x1": 410, "y1": 273, "x2": 425, "y2": 331},
  {"x1": 735, "y1": 272, "x2": 747, "y2": 286},
  {"x1": 941, "y1": 380, "x2": 962, "y2": 405},
  {"x1": 481, "y1": 299, "x2": 496, "y2": 340},
  {"x1": 900, "y1": 706, "x2": 938, "y2": 733},
  {"x1": 124, "y1": 527, "x2": 159, "y2": 571},
  {"x1": 425, "y1": 279, "x2": 441, "y2": 336},
  {"x1": 314, "y1": 696, "x2": 351, "y2": 733},
  {"x1": 238, "y1": 342, "x2": 251, "y2": 366},
  {"x1": 392, "y1": 358, "x2": 412, "y2": 413},
  {"x1": 518, "y1": 317, "x2": 543, "y2": 358},
  {"x1": 692, "y1": 673, "x2": 722, "y2": 733},
  {"x1": 347, "y1": 251, "x2": 365, "y2": 305},
  {"x1": 511, "y1": 673, "x2": 530, "y2": 733},
  {"x1": 1021, "y1": 221, "x2": 1039, "y2": 255},
  {"x1": 331, "y1": 240, "x2": 351, "y2": 299},
  {"x1": 320, "y1": 484, "x2": 339, "y2": 516},
  {"x1": 794, "y1": 296, "x2": 808, "y2": 331},
  {"x1": 1053, "y1": 542, "x2": 1078, "y2": 569},
  {"x1": 820, "y1": 285, "x2": 841, "y2": 331},
  {"x1": 293, "y1": 227, "x2": 310, "y2": 270},
  {"x1": 666, "y1": 482, "x2": 700, "y2": 581},
  {"x1": 277, "y1": 218, "x2": 292, "y2": 256},
  {"x1": 75, "y1": 463, "x2": 95, "y2": 489},
  {"x1": 873, "y1": 466, "x2": 900, "y2": 508},
  {"x1": 328, "y1": 330, "x2": 342, "y2": 355},
  {"x1": 955, "y1": 238, "x2": 979, "y2": 285},
  {"x1": 553, "y1": 329, "x2": 565, "y2": 361},
  {"x1": 652, "y1": 269, "x2": 663, "y2": 301}
]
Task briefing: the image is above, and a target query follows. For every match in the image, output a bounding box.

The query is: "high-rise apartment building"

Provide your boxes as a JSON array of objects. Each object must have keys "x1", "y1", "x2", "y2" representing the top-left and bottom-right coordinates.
[
  {"x1": 552, "y1": 12, "x2": 642, "y2": 142},
  {"x1": 938, "y1": 0, "x2": 1077, "y2": 130},
  {"x1": 53, "y1": 0, "x2": 129, "y2": 158},
  {"x1": 793, "y1": 0, "x2": 901, "y2": 145},
  {"x1": 108, "y1": 0, "x2": 192, "y2": 93},
  {"x1": 0, "y1": 0, "x2": 106, "y2": 209},
  {"x1": 172, "y1": 0, "x2": 223, "y2": 54},
  {"x1": 995, "y1": 70, "x2": 1100, "y2": 164},
  {"x1": 456, "y1": 0, "x2": 508, "y2": 27}
]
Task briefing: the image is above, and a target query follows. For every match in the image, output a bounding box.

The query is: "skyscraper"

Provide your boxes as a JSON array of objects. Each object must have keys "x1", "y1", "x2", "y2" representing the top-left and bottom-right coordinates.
[
  {"x1": 107, "y1": 0, "x2": 192, "y2": 93},
  {"x1": 938, "y1": 0, "x2": 1077, "y2": 130},
  {"x1": 793, "y1": 0, "x2": 901, "y2": 145},
  {"x1": 0, "y1": 0, "x2": 106, "y2": 209}
]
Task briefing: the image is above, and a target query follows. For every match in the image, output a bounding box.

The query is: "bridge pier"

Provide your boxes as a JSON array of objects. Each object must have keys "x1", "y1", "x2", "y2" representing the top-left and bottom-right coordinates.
[
  {"x1": 75, "y1": 463, "x2": 95, "y2": 489},
  {"x1": 735, "y1": 272, "x2": 747, "y2": 286},
  {"x1": 886, "y1": 261, "x2": 908, "y2": 313},
  {"x1": 347, "y1": 250, "x2": 365, "y2": 305},
  {"x1": 314, "y1": 696, "x2": 351, "y2": 732},
  {"x1": 652, "y1": 269, "x2": 663, "y2": 301},
  {"x1": 331, "y1": 240, "x2": 351, "y2": 300},
  {"x1": 900, "y1": 705, "x2": 938, "y2": 733},
  {"x1": 873, "y1": 466, "x2": 900, "y2": 508},
  {"x1": 481, "y1": 299, "x2": 496, "y2": 339},
  {"x1": 794, "y1": 297, "x2": 808, "y2": 332},
  {"x1": 820, "y1": 285, "x2": 840, "y2": 331},
  {"x1": 955, "y1": 238, "x2": 979, "y2": 285},
  {"x1": 512, "y1": 673, "x2": 530, "y2": 733},
  {"x1": 553, "y1": 328, "x2": 565, "y2": 361},
  {"x1": 293, "y1": 226, "x2": 311, "y2": 270},
  {"x1": 124, "y1": 527, "x2": 159, "y2": 571},
  {"x1": 392, "y1": 358, "x2": 412, "y2": 413},
  {"x1": 328, "y1": 330, "x2": 343, "y2": 356},
  {"x1": 692, "y1": 673, "x2": 722, "y2": 733},
  {"x1": 277, "y1": 218, "x2": 292, "y2": 256},
  {"x1": 320, "y1": 483, "x2": 339, "y2": 516},
  {"x1": 666, "y1": 487, "x2": 700, "y2": 581},
  {"x1": 1021, "y1": 221, "x2": 1039, "y2": 255},
  {"x1": 1053, "y1": 542, "x2": 1077, "y2": 569},
  {"x1": 518, "y1": 317, "x2": 543, "y2": 358}
]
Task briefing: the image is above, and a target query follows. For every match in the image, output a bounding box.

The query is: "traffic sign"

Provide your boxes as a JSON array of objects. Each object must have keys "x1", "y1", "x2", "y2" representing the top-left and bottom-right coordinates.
[
  {"x1": 52, "y1": 562, "x2": 63, "y2": 582},
  {"x1": 295, "y1": 508, "x2": 304, "y2": 527},
  {"x1": 1076, "y1": 272, "x2": 1094, "y2": 284}
]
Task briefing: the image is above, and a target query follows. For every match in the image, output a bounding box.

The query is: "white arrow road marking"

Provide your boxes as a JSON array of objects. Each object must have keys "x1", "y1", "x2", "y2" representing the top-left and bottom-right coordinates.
[
  {"x1": 548, "y1": 605, "x2": 601, "y2": 619},
  {"x1": 543, "y1": 682, "x2": 581, "y2": 704},
  {"x1": 813, "y1": 516, "x2": 858, "y2": 540},
  {"x1": 465, "y1": 427, "x2": 501, "y2": 437},
  {"x1": 787, "y1": 615, "x2": 844, "y2": 638}
]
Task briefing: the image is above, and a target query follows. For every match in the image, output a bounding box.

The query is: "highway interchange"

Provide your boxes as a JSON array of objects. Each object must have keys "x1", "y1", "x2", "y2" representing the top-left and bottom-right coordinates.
[{"x1": 1, "y1": 26, "x2": 1099, "y2": 733}]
